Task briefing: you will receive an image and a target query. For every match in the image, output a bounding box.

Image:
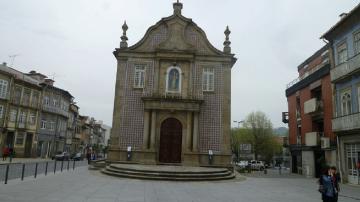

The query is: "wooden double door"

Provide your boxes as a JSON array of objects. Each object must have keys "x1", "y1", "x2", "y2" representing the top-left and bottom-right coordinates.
[{"x1": 159, "y1": 118, "x2": 182, "y2": 163}]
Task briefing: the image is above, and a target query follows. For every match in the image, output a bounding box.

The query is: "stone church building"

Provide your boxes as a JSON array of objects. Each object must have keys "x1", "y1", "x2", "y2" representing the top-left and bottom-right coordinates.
[{"x1": 109, "y1": 1, "x2": 236, "y2": 167}]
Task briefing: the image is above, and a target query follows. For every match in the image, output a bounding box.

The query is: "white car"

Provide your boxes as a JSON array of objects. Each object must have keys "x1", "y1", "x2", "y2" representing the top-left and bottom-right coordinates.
[
  {"x1": 250, "y1": 160, "x2": 265, "y2": 171},
  {"x1": 236, "y1": 161, "x2": 249, "y2": 168}
]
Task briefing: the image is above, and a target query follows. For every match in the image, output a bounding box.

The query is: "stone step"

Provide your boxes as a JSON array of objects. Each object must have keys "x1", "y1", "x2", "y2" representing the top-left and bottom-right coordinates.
[
  {"x1": 109, "y1": 164, "x2": 229, "y2": 174},
  {"x1": 105, "y1": 166, "x2": 232, "y2": 178},
  {"x1": 101, "y1": 169, "x2": 235, "y2": 181}
]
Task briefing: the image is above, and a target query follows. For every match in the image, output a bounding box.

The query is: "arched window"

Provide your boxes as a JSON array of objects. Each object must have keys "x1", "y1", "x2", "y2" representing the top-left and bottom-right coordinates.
[
  {"x1": 166, "y1": 66, "x2": 181, "y2": 93},
  {"x1": 341, "y1": 91, "x2": 352, "y2": 116}
]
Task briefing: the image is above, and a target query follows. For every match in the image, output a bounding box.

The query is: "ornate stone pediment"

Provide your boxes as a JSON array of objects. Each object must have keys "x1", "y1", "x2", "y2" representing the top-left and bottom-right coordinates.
[
  {"x1": 156, "y1": 19, "x2": 195, "y2": 51},
  {"x1": 124, "y1": 14, "x2": 225, "y2": 56}
]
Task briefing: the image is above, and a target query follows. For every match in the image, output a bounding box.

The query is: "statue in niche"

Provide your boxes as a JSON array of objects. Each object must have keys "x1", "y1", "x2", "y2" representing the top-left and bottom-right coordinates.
[{"x1": 168, "y1": 68, "x2": 180, "y2": 92}]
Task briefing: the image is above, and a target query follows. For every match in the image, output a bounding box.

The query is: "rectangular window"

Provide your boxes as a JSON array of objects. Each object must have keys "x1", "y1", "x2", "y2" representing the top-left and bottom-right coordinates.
[
  {"x1": 354, "y1": 31, "x2": 360, "y2": 55},
  {"x1": 44, "y1": 96, "x2": 50, "y2": 105},
  {"x1": 134, "y1": 65, "x2": 145, "y2": 88},
  {"x1": 0, "y1": 105, "x2": 4, "y2": 118},
  {"x1": 0, "y1": 79, "x2": 8, "y2": 99},
  {"x1": 40, "y1": 120, "x2": 47, "y2": 129},
  {"x1": 202, "y1": 67, "x2": 215, "y2": 92},
  {"x1": 31, "y1": 91, "x2": 39, "y2": 108},
  {"x1": 15, "y1": 132, "x2": 25, "y2": 145},
  {"x1": 29, "y1": 112, "x2": 36, "y2": 125},
  {"x1": 49, "y1": 121, "x2": 55, "y2": 131},
  {"x1": 22, "y1": 88, "x2": 31, "y2": 106},
  {"x1": 19, "y1": 110, "x2": 27, "y2": 123},
  {"x1": 10, "y1": 109, "x2": 17, "y2": 122},
  {"x1": 337, "y1": 42, "x2": 348, "y2": 64},
  {"x1": 53, "y1": 99, "x2": 58, "y2": 107},
  {"x1": 13, "y1": 86, "x2": 22, "y2": 104}
]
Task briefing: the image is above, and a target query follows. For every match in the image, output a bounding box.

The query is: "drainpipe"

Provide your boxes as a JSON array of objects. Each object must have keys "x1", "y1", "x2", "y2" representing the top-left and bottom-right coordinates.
[{"x1": 336, "y1": 135, "x2": 343, "y2": 183}]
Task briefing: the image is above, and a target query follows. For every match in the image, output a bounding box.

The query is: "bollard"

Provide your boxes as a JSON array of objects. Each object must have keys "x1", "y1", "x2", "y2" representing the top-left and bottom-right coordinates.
[
  {"x1": 34, "y1": 163, "x2": 38, "y2": 178},
  {"x1": 54, "y1": 160, "x2": 57, "y2": 174},
  {"x1": 45, "y1": 162, "x2": 48, "y2": 176},
  {"x1": 4, "y1": 164, "x2": 9, "y2": 184},
  {"x1": 21, "y1": 164, "x2": 25, "y2": 181},
  {"x1": 67, "y1": 160, "x2": 70, "y2": 171},
  {"x1": 73, "y1": 160, "x2": 75, "y2": 170},
  {"x1": 61, "y1": 160, "x2": 64, "y2": 172},
  {"x1": 264, "y1": 169, "x2": 267, "y2": 175}
]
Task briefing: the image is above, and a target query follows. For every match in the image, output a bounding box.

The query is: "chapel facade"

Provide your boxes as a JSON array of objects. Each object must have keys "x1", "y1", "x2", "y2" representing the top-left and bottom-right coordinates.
[{"x1": 109, "y1": 1, "x2": 237, "y2": 166}]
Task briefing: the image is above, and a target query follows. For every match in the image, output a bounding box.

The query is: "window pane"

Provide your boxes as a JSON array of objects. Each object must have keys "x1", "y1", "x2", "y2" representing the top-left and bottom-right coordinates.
[
  {"x1": 355, "y1": 32, "x2": 360, "y2": 55},
  {"x1": 202, "y1": 73, "x2": 208, "y2": 91}
]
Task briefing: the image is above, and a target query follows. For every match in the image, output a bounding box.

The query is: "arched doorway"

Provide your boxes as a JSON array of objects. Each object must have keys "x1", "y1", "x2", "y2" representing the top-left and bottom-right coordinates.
[{"x1": 159, "y1": 118, "x2": 182, "y2": 163}]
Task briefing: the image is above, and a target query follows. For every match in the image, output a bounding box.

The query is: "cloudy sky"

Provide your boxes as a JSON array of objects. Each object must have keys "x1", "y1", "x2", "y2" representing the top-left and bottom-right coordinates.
[{"x1": 0, "y1": 0, "x2": 358, "y2": 127}]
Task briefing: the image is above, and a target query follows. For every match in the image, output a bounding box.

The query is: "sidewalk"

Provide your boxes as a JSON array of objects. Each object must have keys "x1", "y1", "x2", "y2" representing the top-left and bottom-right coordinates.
[
  {"x1": 0, "y1": 158, "x2": 52, "y2": 165},
  {"x1": 340, "y1": 183, "x2": 360, "y2": 201}
]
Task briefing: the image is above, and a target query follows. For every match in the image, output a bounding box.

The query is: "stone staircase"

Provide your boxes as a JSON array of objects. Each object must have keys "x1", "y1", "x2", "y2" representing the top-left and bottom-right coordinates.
[{"x1": 101, "y1": 164, "x2": 235, "y2": 181}]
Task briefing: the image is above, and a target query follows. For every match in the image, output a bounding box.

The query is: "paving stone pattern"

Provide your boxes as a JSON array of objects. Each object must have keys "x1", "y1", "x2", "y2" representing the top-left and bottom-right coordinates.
[{"x1": 0, "y1": 167, "x2": 359, "y2": 202}]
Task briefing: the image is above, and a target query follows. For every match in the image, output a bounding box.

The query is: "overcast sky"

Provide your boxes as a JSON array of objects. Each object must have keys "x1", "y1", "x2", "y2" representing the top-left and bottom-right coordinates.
[{"x1": 0, "y1": 0, "x2": 358, "y2": 127}]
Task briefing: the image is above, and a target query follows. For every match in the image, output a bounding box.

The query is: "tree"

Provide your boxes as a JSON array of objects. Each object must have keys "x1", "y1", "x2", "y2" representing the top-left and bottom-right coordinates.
[
  {"x1": 230, "y1": 128, "x2": 252, "y2": 161},
  {"x1": 242, "y1": 111, "x2": 282, "y2": 161}
]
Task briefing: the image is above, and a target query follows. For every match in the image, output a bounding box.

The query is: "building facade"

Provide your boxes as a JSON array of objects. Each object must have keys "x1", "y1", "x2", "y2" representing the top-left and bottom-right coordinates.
[
  {"x1": 109, "y1": 2, "x2": 236, "y2": 166},
  {"x1": 322, "y1": 4, "x2": 360, "y2": 185},
  {"x1": 25, "y1": 71, "x2": 73, "y2": 158},
  {"x1": 0, "y1": 63, "x2": 42, "y2": 158},
  {"x1": 68, "y1": 104, "x2": 80, "y2": 154},
  {"x1": 284, "y1": 45, "x2": 336, "y2": 177}
]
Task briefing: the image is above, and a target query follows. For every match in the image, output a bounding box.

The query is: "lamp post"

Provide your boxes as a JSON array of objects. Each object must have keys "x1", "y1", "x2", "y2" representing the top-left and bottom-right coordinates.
[
  {"x1": 233, "y1": 120, "x2": 244, "y2": 128},
  {"x1": 232, "y1": 120, "x2": 244, "y2": 162}
]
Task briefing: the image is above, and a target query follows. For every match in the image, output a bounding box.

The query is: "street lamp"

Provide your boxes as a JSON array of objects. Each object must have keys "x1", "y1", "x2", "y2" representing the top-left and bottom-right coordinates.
[{"x1": 233, "y1": 120, "x2": 244, "y2": 128}]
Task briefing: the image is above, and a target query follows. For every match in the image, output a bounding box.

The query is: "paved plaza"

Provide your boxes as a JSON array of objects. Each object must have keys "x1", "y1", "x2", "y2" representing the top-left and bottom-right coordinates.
[{"x1": 0, "y1": 167, "x2": 359, "y2": 202}]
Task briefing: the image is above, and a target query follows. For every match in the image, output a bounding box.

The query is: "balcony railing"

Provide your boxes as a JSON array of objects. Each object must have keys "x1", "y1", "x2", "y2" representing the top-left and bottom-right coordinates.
[
  {"x1": 331, "y1": 53, "x2": 360, "y2": 82},
  {"x1": 304, "y1": 98, "x2": 323, "y2": 115},
  {"x1": 332, "y1": 112, "x2": 360, "y2": 132},
  {"x1": 286, "y1": 61, "x2": 329, "y2": 89}
]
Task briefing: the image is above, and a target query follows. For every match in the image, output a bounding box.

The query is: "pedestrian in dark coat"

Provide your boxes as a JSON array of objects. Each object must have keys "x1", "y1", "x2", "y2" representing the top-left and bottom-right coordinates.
[
  {"x1": 330, "y1": 166, "x2": 340, "y2": 202},
  {"x1": 86, "y1": 150, "x2": 91, "y2": 165},
  {"x1": 319, "y1": 166, "x2": 337, "y2": 202}
]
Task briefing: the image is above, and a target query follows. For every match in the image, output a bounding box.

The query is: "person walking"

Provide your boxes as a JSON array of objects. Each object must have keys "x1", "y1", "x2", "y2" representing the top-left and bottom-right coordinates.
[
  {"x1": 319, "y1": 166, "x2": 337, "y2": 202},
  {"x1": 8, "y1": 147, "x2": 14, "y2": 163},
  {"x1": 330, "y1": 166, "x2": 340, "y2": 202},
  {"x1": 86, "y1": 149, "x2": 91, "y2": 165},
  {"x1": 2, "y1": 146, "x2": 9, "y2": 161}
]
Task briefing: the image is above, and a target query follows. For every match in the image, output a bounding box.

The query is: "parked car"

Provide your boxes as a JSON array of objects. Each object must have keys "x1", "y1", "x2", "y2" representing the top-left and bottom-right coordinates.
[
  {"x1": 236, "y1": 161, "x2": 249, "y2": 168},
  {"x1": 71, "y1": 152, "x2": 84, "y2": 161},
  {"x1": 53, "y1": 151, "x2": 70, "y2": 161},
  {"x1": 249, "y1": 160, "x2": 265, "y2": 171}
]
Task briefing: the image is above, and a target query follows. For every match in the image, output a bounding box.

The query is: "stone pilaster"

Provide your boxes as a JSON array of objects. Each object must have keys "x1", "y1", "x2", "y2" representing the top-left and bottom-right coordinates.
[
  {"x1": 186, "y1": 111, "x2": 193, "y2": 151},
  {"x1": 143, "y1": 110, "x2": 150, "y2": 150},
  {"x1": 192, "y1": 112, "x2": 199, "y2": 152},
  {"x1": 150, "y1": 110, "x2": 157, "y2": 150}
]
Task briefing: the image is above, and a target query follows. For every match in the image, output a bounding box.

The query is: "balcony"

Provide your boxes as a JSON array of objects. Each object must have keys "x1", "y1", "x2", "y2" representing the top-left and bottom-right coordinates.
[
  {"x1": 332, "y1": 112, "x2": 360, "y2": 132},
  {"x1": 304, "y1": 98, "x2": 323, "y2": 119},
  {"x1": 331, "y1": 53, "x2": 360, "y2": 82},
  {"x1": 305, "y1": 132, "x2": 322, "y2": 146}
]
